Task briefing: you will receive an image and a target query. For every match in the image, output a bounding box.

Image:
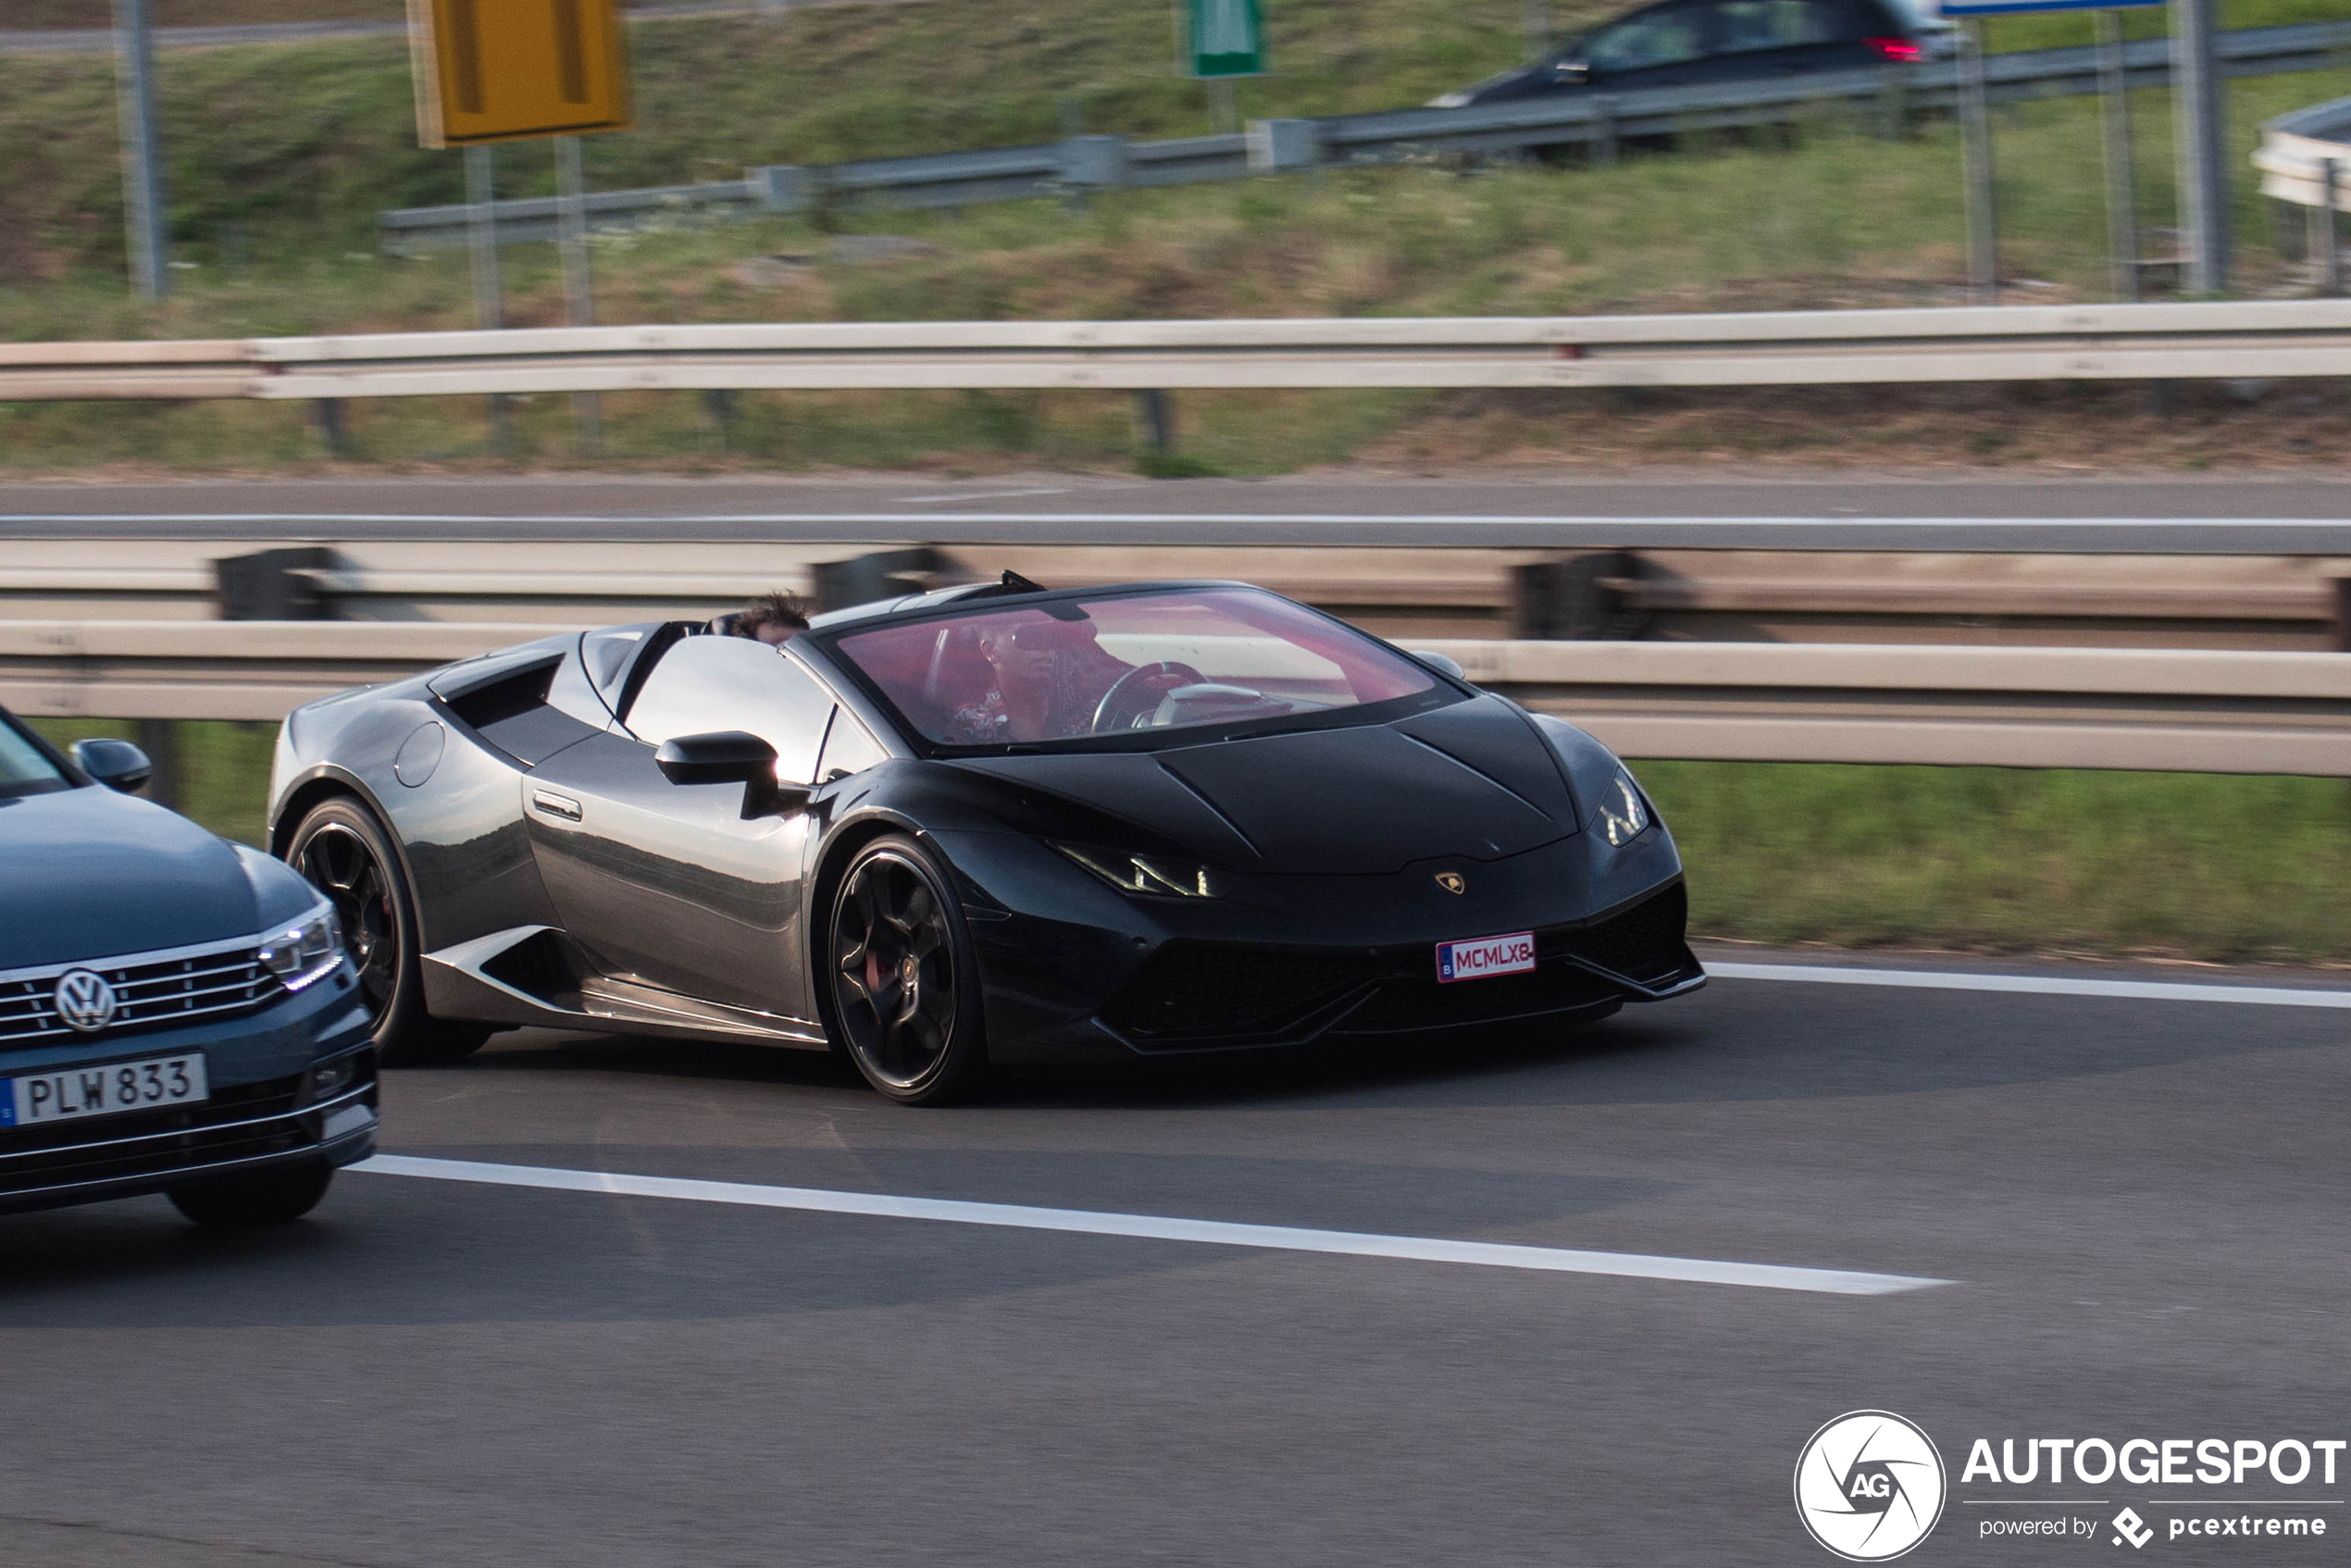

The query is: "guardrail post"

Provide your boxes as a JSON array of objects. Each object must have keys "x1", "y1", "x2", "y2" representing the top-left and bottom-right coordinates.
[
  {"x1": 1058, "y1": 135, "x2": 1132, "y2": 209},
  {"x1": 2318, "y1": 157, "x2": 2343, "y2": 298},
  {"x1": 1512, "y1": 554, "x2": 1640, "y2": 640},
  {"x1": 748, "y1": 165, "x2": 813, "y2": 214},
  {"x1": 311, "y1": 398, "x2": 348, "y2": 458},
  {"x1": 133, "y1": 718, "x2": 179, "y2": 809},
  {"x1": 2333, "y1": 574, "x2": 2351, "y2": 653},
  {"x1": 1594, "y1": 98, "x2": 1619, "y2": 167},
  {"x1": 703, "y1": 388, "x2": 738, "y2": 452},
  {"x1": 1247, "y1": 119, "x2": 1323, "y2": 174},
  {"x1": 1135, "y1": 390, "x2": 1175, "y2": 457},
  {"x1": 214, "y1": 548, "x2": 335, "y2": 621}
]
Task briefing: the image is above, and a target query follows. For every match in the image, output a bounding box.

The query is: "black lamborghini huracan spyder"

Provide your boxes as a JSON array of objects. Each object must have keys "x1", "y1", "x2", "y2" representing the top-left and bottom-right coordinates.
[{"x1": 267, "y1": 576, "x2": 1702, "y2": 1103}]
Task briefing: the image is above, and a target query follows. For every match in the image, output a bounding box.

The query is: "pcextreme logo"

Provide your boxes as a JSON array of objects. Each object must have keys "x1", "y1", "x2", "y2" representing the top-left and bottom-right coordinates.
[{"x1": 1797, "y1": 1411, "x2": 1950, "y2": 1562}]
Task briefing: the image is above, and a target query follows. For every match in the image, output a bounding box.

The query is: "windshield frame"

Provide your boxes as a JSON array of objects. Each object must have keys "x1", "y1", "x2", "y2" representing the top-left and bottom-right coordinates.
[
  {"x1": 801, "y1": 581, "x2": 1470, "y2": 759},
  {"x1": 0, "y1": 707, "x2": 82, "y2": 801}
]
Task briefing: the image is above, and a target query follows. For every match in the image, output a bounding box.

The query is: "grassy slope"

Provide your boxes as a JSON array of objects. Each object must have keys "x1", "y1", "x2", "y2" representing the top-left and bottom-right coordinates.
[
  {"x1": 27, "y1": 717, "x2": 2347, "y2": 964},
  {"x1": 1, "y1": 0, "x2": 2339, "y2": 277},
  {"x1": 0, "y1": 1, "x2": 2345, "y2": 472}
]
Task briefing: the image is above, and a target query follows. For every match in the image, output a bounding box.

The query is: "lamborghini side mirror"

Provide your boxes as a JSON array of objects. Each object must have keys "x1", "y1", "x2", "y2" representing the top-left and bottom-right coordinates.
[
  {"x1": 1408, "y1": 650, "x2": 1467, "y2": 681},
  {"x1": 654, "y1": 731, "x2": 811, "y2": 815},
  {"x1": 71, "y1": 738, "x2": 152, "y2": 794}
]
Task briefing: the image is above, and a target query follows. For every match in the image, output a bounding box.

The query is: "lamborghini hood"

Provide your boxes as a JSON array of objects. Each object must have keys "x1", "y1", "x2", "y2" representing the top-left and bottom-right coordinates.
[{"x1": 947, "y1": 696, "x2": 1582, "y2": 876}]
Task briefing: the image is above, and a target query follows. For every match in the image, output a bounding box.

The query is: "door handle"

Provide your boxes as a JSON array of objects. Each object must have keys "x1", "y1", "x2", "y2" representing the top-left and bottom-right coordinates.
[{"x1": 531, "y1": 789, "x2": 584, "y2": 822}]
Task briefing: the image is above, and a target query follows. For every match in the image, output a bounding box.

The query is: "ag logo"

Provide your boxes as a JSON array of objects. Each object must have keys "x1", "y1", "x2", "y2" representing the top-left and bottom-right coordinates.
[
  {"x1": 1795, "y1": 1411, "x2": 1947, "y2": 1562},
  {"x1": 53, "y1": 968, "x2": 118, "y2": 1034}
]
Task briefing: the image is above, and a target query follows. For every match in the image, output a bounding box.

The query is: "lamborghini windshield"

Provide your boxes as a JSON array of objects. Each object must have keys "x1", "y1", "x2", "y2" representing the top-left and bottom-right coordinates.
[{"x1": 828, "y1": 586, "x2": 1447, "y2": 750}]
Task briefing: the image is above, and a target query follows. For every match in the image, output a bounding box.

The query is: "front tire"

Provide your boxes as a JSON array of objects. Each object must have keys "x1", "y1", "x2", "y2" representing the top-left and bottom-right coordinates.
[
  {"x1": 168, "y1": 1160, "x2": 335, "y2": 1228},
  {"x1": 826, "y1": 834, "x2": 989, "y2": 1106},
  {"x1": 287, "y1": 796, "x2": 489, "y2": 1067}
]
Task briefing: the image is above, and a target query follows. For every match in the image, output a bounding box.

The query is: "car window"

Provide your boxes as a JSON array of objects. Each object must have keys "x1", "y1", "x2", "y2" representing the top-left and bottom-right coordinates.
[
  {"x1": 1587, "y1": 4, "x2": 1711, "y2": 70},
  {"x1": 0, "y1": 714, "x2": 70, "y2": 800},
  {"x1": 827, "y1": 585, "x2": 1444, "y2": 752},
  {"x1": 1709, "y1": 0, "x2": 1847, "y2": 52},
  {"x1": 625, "y1": 634, "x2": 836, "y2": 785},
  {"x1": 815, "y1": 709, "x2": 890, "y2": 781}
]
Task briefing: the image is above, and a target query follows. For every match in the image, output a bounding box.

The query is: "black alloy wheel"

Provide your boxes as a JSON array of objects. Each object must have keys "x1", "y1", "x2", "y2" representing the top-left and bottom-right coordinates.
[
  {"x1": 296, "y1": 820, "x2": 399, "y2": 1020},
  {"x1": 285, "y1": 797, "x2": 490, "y2": 1067},
  {"x1": 827, "y1": 835, "x2": 988, "y2": 1105}
]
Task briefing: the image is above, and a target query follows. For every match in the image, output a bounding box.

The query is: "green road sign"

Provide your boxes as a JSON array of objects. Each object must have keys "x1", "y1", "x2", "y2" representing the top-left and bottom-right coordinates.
[{"x1": 1188, "y1": 0, "x2": 1264, "y2": 78}]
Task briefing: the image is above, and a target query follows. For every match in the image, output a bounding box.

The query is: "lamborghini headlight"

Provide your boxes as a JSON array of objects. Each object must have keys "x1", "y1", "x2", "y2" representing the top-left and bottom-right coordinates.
[
  {"x1": 1053, "y1": 843, "x2": 1225, "y2": 899},
  {"x1": 1595, "y1": 767, "x2": 1651, "y2": 848},
  {"x1": 258, "y1": 901, "x2": 345, "y2": 992}
]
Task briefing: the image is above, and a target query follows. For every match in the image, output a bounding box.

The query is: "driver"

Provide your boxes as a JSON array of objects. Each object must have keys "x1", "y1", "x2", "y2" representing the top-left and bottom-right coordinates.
[{"x1": 945, "y1": 615, "x2": 1131, "y2": 743}]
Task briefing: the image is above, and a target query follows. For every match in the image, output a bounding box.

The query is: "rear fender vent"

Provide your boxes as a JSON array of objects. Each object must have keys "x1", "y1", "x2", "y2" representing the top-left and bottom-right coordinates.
[{"x1": 441, "y1": 657, "x2": 560, "y2": 731}]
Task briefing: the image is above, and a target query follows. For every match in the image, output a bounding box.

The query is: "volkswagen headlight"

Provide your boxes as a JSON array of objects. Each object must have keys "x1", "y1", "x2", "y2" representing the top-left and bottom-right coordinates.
[
  {"x1": 1595, "y1": 767, "x2": 1650, "y2": 848},
  {"x1": 1053, "y1": 844, "x2": 1225, "y2": 899},
  {"x1": 258, "y1": 902, "x2": 344, "y2": 991}
]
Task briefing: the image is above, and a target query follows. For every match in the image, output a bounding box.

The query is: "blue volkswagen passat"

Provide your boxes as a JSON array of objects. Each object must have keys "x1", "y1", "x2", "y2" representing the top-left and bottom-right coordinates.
[{"x1": 0, "y1": 706, "x2": 378, "y2": 1226}]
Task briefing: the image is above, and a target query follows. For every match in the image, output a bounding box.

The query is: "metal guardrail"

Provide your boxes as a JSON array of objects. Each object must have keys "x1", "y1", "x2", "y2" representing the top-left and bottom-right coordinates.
[
  {"x1": 12, "y1": 300, "x2": 2351, "y2": 402},
  {"x1": 5, "y1": 539, "x2": 2346, "y2": 650},
  {"x1": 5, "y1": 621, "x2": 2346, "y2": 775},
  {"x1": 2256, "y1": 93, "x2": 2351, "y2": 206},
  {"x1": 376, "y1": 21, "x2": 2351, "y2": 248}
]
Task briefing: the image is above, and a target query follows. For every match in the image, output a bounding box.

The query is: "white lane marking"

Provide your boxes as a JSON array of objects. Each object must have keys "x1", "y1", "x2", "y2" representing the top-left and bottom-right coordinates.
[
  {"x1": 1, "y1": 513, "x2": 2344, "y2": 529},
  {"x1": 1708, "y1": 961, "x2": 2351, "y2": 1009},
  {"x1": 890, "y1": 488, "x2": 1069, "y2": 504},
  {"x1": 352, "y1": 1153, "x2": 1947, "y2": 1296}
]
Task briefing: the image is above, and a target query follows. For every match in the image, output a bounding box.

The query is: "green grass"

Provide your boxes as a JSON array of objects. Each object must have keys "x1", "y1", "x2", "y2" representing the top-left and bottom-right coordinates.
[
  {"x1": 24, "y1": 717, "x2": 280, "y2": 849},
  {"x1": 1637, "y1": 761, "x2": 2351, "y2": 964},
  {"x1": 1, "y1": 5, "x2": 2346, "y2": 473},
  {"x1": 6, "y1": 60, "x2": 2350, "y2": 475},
  {"x1": 19, "y1": 718, "x2": 2349, "y2": 964},
  {"x1": 0, "y1": 0, "x2": 2341, "y2": 281}
]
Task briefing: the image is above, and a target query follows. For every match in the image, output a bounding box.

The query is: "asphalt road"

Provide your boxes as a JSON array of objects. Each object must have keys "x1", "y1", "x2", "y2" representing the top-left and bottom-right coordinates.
[
  {"x1": 6, "y1": 473, "x2": 2351, "y2": 551},
  {"x1": 3, "y1": 948, "x2": 2346, "y2": 1567}
]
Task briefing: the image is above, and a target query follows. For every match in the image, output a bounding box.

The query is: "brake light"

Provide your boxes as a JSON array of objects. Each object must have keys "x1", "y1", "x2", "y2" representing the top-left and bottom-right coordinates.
[{"x1": 1864, "y1": 36, "x2": 1922, "y2": 60}]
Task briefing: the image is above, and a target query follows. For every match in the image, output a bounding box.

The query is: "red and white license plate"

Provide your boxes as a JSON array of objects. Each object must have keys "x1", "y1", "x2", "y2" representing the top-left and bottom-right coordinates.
[{"x1": 1436, "y1": 931, "x2": 1536, "y2": 983}]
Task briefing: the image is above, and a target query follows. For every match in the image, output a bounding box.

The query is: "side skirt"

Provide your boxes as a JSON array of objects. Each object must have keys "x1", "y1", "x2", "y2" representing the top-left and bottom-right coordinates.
[{"x1": 421, "y1": 926, "x2": 829, "y2": 1049}]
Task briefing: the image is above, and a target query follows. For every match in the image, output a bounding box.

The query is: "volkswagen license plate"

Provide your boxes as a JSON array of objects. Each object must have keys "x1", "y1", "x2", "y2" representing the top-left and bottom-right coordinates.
[
  {"x1": 1436, "y1": 932, "x2": 1536, "y2": 983},
  {"x1": 0, "y1": 1053, "x2": 209, "y2": 1128}
]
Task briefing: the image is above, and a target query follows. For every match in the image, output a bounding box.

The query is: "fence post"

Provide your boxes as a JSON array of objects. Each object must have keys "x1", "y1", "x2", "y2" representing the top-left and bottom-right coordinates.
[
  {"x1": 2096, "y1": 7, "x2": 2138, "y2": 302},
  {"x1": 465, "y1": 144, "x2": 511, "y2": 455},
  {"x1": 1959, "y1": 19, "x2": 1998, "y2": 305},
  {"x1": 112, "y1": 0, "x2": 168, "y2": 301},
  {"x1": 555, "y1": 134, "x2": 601, "y2": 454}
]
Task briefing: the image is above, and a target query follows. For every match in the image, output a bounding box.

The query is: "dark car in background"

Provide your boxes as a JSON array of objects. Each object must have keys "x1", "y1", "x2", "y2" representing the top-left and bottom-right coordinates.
[
  {"x1": 0, "y1": 708, "x2": 378, "y2": 1226},
  {"x1": 1430, "y1": 0, "x2": 1953, "y2": 108}
]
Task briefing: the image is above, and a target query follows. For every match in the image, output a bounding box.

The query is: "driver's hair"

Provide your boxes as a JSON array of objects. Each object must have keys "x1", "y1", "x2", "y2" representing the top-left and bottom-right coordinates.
[{"x1": 732, "y1": 589, "x2": 811, "y2": 641}]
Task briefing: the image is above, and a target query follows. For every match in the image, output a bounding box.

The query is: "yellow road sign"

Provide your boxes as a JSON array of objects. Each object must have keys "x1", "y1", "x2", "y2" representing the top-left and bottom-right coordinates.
[{"x1": 407, "y1": 0, "x2": 632, "y2": 148}]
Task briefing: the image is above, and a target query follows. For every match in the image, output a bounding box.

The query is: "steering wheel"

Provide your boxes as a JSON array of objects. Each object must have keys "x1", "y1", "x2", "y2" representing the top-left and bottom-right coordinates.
[{"x1": 1090, "y1": 661, "x2": 1207, "y2": 734}]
